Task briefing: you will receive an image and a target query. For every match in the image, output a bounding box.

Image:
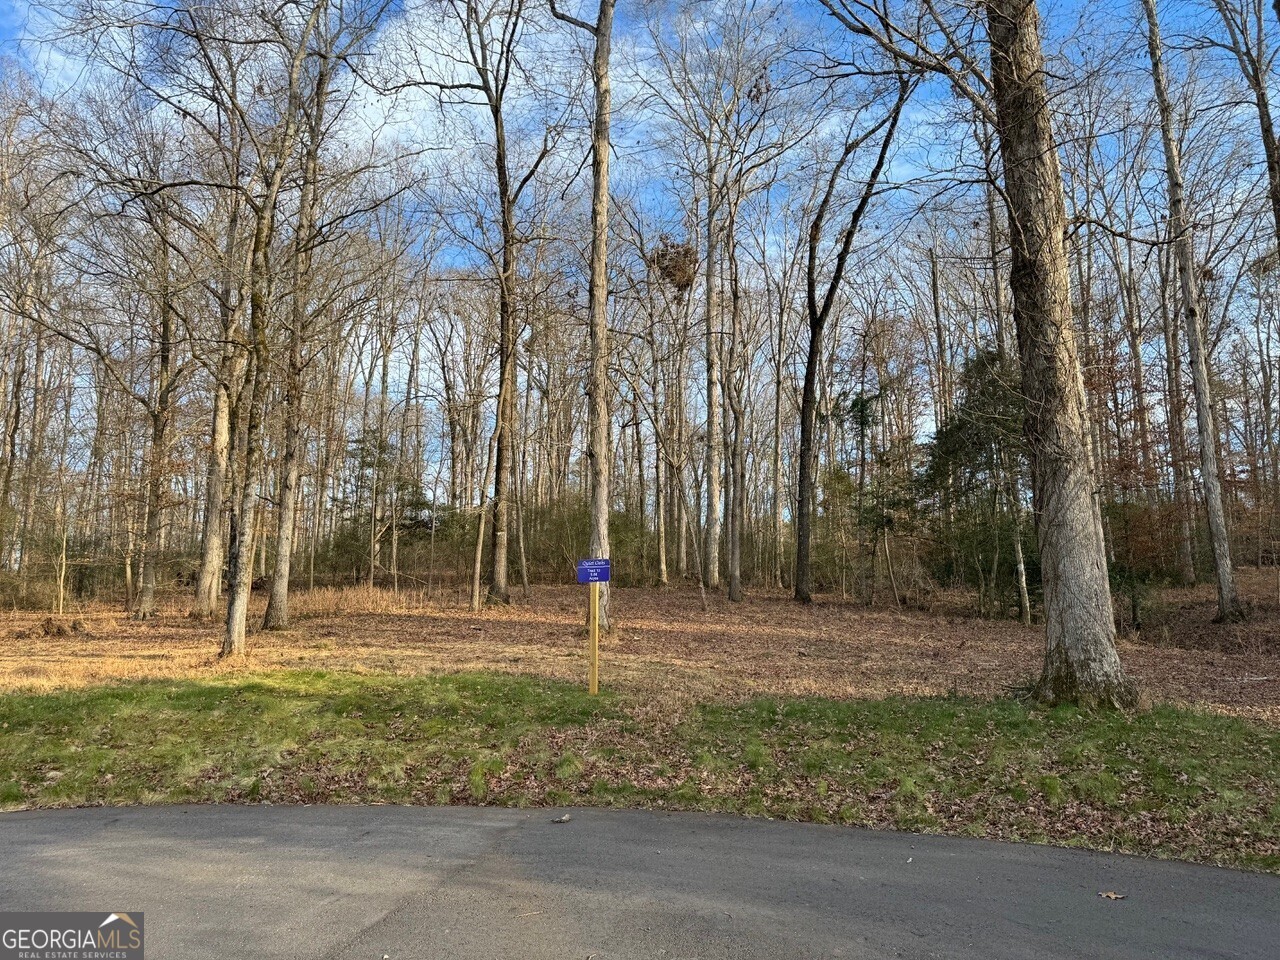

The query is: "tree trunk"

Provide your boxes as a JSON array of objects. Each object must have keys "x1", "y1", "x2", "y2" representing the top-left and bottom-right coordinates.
[
  {"x1": 795, "y1": 314, "x2": 822, "y2": 603},
  {"x1": 135, "y1": 406, "x2": 167, "y2": 620},
  {"x1": 583, "y1": 0, "x2": 615, "y2": 629},
  {"x1": 1158, "y1": 248, "x2": 1198, "y2": 583},
  {"x1": 0, "y1": 346, "x2": 24, "y2": 570},
  {"x1": 703, "y1": 191, "x2": 723, "y2": 590},
  {"x1": 726, "y1": 212, "x2": 746, "y2": 602},
  {"x1": 655, "y1": 436, "x2": 669, "y2": 585},
  {"x1": 223, "y1": 212, "x2": 277, "y2": 656},
  {"x1": 488, "y1": 125, "x2": 517, "y2": 605},
  {"x1": 262, "y1": 336, "x2": 301, "y2": 629},
  {"x1": 136, "y1": 220, "x2": 178, "y2": 621},
  {"x1": 794, "y1": 83, "x2": 907, "y2": 602},
  {"x1": 772, "y1": 304, "x2": 785, "y2": 590},
  {"x1": 1112, "y1": 234, "x2": 1159, "y2": 506},
  {"x1": 223, "y1": 349, "x2": 266, "y2": 658},
  {"x1": 986, "y1": 0, "x2": 1135, "y2": 706},
  {"x1": 1003, "y1": 451, "x2": 1032, "y2": 626},
  {"x1": 265, "y1": 66, "x2": 327, "y2": 627},
  {"x1": 472, "y1": 424, "x2": 499, "y2": 612},
  {"x1": 1142, "y1": 0, "x2": 1244, "y2": 621},
  {"x1": 195, "y1": 374, "x2": 231, "y2": 617},
  {"x1": 17, "y1": 329, "x2": 44, "y2": 596}
]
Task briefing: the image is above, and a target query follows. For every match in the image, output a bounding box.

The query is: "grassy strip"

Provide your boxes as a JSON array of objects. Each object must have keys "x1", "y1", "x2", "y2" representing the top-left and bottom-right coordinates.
[{"x1": 0, "y1": 670, "x2": 1276, "y2": 871}]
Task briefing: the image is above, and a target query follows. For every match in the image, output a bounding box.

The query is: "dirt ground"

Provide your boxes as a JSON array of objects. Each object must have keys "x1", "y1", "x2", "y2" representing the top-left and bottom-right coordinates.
[{"x1": 1, "y1": 574, "x2": 1278, "y2": 724}]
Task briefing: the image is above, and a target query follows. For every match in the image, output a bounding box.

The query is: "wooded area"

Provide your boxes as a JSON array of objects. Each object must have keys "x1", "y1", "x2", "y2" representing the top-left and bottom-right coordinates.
[{"x1": 2, "y1": 0, "x2": 1280, "y2": 706}]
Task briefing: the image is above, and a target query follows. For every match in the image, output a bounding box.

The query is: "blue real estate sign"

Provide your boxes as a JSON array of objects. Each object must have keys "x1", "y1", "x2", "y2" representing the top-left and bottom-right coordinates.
[{"x1": 576, "y1": 558, "x2": 611, "y2": 584}]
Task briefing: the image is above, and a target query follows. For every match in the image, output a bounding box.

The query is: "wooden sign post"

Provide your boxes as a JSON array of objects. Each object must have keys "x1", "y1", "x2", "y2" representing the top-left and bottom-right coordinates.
[{"x1": 575, "y1": 559, "x2": 610, "y2": 695}]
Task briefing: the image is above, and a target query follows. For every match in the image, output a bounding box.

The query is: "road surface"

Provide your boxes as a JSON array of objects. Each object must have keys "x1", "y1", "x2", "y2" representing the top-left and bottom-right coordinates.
[{"x1": 0, "y1": 806, "x2": 1274, "y2": 958}]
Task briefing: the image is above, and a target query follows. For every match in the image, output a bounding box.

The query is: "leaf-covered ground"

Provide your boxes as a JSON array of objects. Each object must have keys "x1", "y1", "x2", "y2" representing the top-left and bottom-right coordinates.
[
  {"x1": 2, "y1": 581, "x2": 1278, "y2": 722},
  {"x1": 1, "y1": 670, "x2": 1277, "y2": 872}
]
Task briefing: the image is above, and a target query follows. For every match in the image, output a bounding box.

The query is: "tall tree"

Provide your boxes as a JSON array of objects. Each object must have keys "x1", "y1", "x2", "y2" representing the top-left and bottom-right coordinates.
[
  {"x1": 551, "y1": 0, "x2": 617, "y2": 631},
  {"x1": 401, "y1": 0, "x2": 561, "y2": 604},
  {"x1": 1206, "y1": 0, "x2": 1280, "y2": 249},
  {"x1": 818, "y1": 0, "x2": 1136, "y2": 704},
  {"x1": 1142, "y1": 0, "x2": 1244, "y2": 621},
  {"x1": 263, "y1": 0, "x2": 388, "y2": 629},
  {"x1": 986, "y1": 0, "x2": 1134, "y2": 702},
  {"x1": 795, "y1": 78, "x2": 910, "y2": 603}
]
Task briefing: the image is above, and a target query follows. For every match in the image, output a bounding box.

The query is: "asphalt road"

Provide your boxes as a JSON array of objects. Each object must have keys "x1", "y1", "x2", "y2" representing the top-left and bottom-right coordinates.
[{"x1": 0, "y1": 806, "x2": 1275, "y2": 959}]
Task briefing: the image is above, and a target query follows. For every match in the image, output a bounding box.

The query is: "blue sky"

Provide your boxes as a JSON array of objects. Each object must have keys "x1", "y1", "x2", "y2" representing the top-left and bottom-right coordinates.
[
  {"x1": 0, "y1": 0, "x2": 23, "y2": 53},
  {"x1": 0, "y1": 0, "x2": 1190, "y2": 71},
  {"x1": 0, "y1": 0, "x2": 1112, "y2": 51}
]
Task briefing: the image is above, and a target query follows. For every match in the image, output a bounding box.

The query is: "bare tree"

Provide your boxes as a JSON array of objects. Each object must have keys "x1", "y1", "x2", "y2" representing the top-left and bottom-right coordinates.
[
  {"x1": 551, "y1": 0, "x2": 617, "y2": 630},
  {"x1": 1143, "y1": 0, "x2": 1244, "y2": 621},
  {"x1": 396, "y1": 0, "x2": 563, "y2": 603},
  {"x1": 818, "y1": 0, "x2": 1135, "y2": 704},
  {"x1": 795, "y1": 77, "x2": 910, "y2": 603},
  {"x1": 1206, "y1": 0, "x2": 1280, "y2": 249},
  {"x1": 263, "y1": 0, "x2": 391, "y2": 629}
]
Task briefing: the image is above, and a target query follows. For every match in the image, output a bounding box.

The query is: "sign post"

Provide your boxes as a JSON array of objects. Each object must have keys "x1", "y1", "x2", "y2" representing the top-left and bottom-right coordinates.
[
  {"x1": 575, "y1": 558, "x2": 610, "y2": 695},
  {"x1": 588, "y1": 579, "x2": 599, "y2": 696}
]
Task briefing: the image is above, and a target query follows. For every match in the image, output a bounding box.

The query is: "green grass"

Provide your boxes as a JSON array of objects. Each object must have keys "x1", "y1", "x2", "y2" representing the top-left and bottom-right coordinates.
[{"x1": 1, "y1": 670, "x2": 1277, "y2": 871}]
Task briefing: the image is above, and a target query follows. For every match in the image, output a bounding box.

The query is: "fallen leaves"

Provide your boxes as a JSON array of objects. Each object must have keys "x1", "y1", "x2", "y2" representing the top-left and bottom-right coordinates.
[
  {"x1": 1, "y1": 583, "x2": 1278, "y2": 727},
  {"x1": 1098, "y1": 891, "x2": 1127, "y2": 900}
]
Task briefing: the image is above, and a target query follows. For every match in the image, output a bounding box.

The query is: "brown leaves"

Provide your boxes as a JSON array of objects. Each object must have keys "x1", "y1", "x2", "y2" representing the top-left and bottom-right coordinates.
[
  {"x1": 2, "y1": 583, "x2": 1279, "y2": 727},
  {"x1": 1098, "y1": 891, "x2": 1127, "y2": 900}
]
